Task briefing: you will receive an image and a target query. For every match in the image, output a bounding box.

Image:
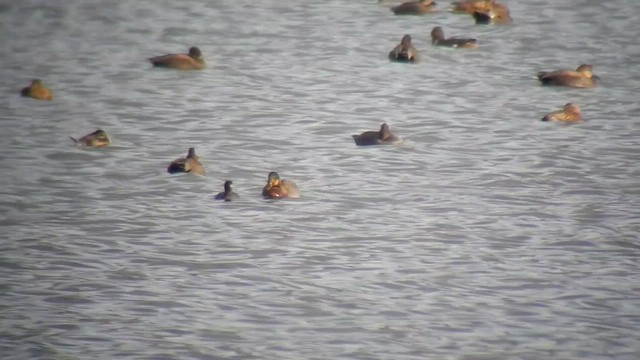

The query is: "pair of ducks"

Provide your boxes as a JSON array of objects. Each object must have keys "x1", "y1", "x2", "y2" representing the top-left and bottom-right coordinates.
[
  {"x1": 387, "y1": 38, "x2": 600, "y2": 89},
  {"x1": 389, "y1": 0, "x2": 512, "y2": 24},
  {"x1": 19, "y1": 46, "x2": 205, "y2": 101},
  {"x1": 166, "y1": 148, "x2": 299, "y2": 201},
  {"x1": 214, "y1": 173, "x2": 301, "y2": 201},
  {"x1": 388, "y1": 27, "x2": 477, "y2": 63},
  {"x1": 350, "y1": 103, "x2": 581, "y2": 150}
]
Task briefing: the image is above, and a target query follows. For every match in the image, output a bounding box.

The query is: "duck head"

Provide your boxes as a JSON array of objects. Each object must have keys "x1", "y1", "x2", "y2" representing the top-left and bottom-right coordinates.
[
  {"x1": 400, "y1": 34, "x2": 412, "y2": 46},
  {"x1": 576, "y1": 64, "x2": 593, "y2": 77},
  {"x1": 224, "y1": 180, "x2": 234, "y2": 193},
  {"x1": 378, "y1": 123, "x2": 392, "y2": 140},
  {"x1": 266, "y1": 171, "x2": 281, "y2": 188},
  {"x1": 188, "y1": 47, "x2": 202, "y2": 59},
  {"x1": 91, "y1": 129, "x2": 111, "y2": 145},
  {"x1": 431, "y1": 26, "x2": 445, "y2": 42},
  {"x1": 564, "y1": 103, "x2": 581, "y2": 115}
]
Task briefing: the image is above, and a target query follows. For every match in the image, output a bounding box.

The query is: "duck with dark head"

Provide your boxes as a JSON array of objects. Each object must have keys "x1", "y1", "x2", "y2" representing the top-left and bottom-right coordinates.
[
  {"x1": 430, "y1": 26, "x2": 478, "y2": 48},
  {"x1": 537, "y1": 64, "x2": 600, "y2": 88},
  {"x1": 149, "y1": 46, "x2": 206, "y2": 70},
  {"x1": 392, "y1": 0, "x2": 437, "y2": 15},
  {"x1": 352, "y1": 123, "x2": 403, "y2": 146},
  {"x1": 70, "y1": 129, "x2": 111, "y2": 147},
  {"x1": 215, "y1": 180, "x2": 240, "y2": 201},
  {"x1": 388, "y1": 35, "x2": 420, "y2": 63},
  {"x1": 21, "y1": 79, "x2": 53, "y2": 100},
  {"x1": 262, "y1": 172, "x2": 300, "y2": 199},
  {"x1": 541, "y1": 103, "x2": 582, "y2": 123},
  {"x1": 167, "y1": 148, "x2": 205, "y2": 175}
]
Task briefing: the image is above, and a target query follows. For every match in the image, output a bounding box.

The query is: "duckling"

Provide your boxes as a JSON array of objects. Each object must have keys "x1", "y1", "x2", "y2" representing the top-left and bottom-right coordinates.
[
  {"x1": 20, "y1": 79, "x2": 53, "y2": 100},
  {"x1": 537, "y1": 64, "x2": 600, "y2": 88},
  {"x1": 352, "y1": 123, "x2": 403, "y2": 146},
  {"x1": 262, "y1": 172, "x2": 300, "y2": 199},
  {"x1": 430, "y1": 26, "x2": 478, "y2": 48},
  {"x1": 388, "y1": 34, "x2": 420, "y2": 63},
  {"x1": 451, "y1": 0, "x2": 494, "y2": 14},
  {"x1": 541, "y1": 103, "x2": 582, "y2": 123},
  {"x1": 70, "y1": 129, "x2": 111, "y2": 147},
  {"x1": 167, "y1": 148, "x2": 205, "y2": 175},
  {"x1": 472, "y1": 3, "x2": 512, "y2": 24},
  {"x1": 215, "y1": 180, "x2": 240, "y2": 201},
  {"x1": 392, "y1": 0, "x2": 437, "y2": 15},
  {"x1": 148, "y1": 46, "x2": 206, "y2": 70}
]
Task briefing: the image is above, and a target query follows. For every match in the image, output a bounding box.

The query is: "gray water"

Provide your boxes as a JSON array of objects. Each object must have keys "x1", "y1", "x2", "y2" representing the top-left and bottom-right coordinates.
[{"x1": 1, "y1": 0, "x2": 640, "y2": 359}]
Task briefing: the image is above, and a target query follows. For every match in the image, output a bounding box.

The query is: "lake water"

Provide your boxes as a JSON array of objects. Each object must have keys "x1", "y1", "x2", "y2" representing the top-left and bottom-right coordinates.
[{"x1": 1, "y1": 0, "x2": 639, "y2": 359}]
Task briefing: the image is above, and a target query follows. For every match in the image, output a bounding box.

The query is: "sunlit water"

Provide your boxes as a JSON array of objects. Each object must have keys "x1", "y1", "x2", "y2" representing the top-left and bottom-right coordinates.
[{"x1": 1, "y1": 0, "x2": 639, "y2": 359}]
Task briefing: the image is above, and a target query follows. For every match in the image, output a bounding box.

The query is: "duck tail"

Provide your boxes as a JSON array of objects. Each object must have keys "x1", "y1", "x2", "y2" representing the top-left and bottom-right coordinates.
[{"x1": 69, "y1": 136, "x2": 78, "y2": 144}]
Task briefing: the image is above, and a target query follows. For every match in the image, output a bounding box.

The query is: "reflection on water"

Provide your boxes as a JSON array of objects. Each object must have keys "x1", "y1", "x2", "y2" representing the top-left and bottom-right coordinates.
[{"x1": 1, "y1": 0, "x2": 639, "y2": 359}]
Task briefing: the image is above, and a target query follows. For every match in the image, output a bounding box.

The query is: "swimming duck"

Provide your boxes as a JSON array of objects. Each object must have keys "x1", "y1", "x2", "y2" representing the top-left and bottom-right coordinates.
[
  {"x1": 541, "y1": 103, "x2": 582, "y2": 123},
  {"x1": 388, "y1": 35, "x2": 420, "y2": 63},
  {"x1": 20, "y1": 79, "x2": 53, "y2": 100},
  {"x1": 472, "y1": 3, "x2": 512, "y2": 24},
  {"x1": 450, "y1": 0, "x2": 494, "y2": 14},
  {"x1": 148, "y1": 46, "x2": 206, "y2": 70},
  {"x1": 262, "y1": 172, "x2": 300, "y2": 199},
  {"x1": 352, "y1": 123, "x2": 402, "y2": 146},
  {"x1": 537, "y1": 64, "x2": 600, "y2": 88},
  {"x1": 167, "y1": 147, "x2": 205, "y2": 175},
  {"x1": 215, "y1": 180, "x2": 240, "y2": 201},
  {"x1": 392, "y1": 0, "x2": 437, "y2": 15},
  {"x1": 70, "y1": 129, "x2": 111, "y2": 147},
  {"x1": 430, "y1": 26, "x2": 478, "y2": 48}
]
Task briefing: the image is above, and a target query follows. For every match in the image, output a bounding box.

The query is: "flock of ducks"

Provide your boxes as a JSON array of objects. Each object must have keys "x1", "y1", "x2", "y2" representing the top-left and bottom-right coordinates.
[
  {"x1": 19, "y1": 0, "x2": 600, "y2": 201},
  {"x1": 383, "y1": 0, "x2": 597, "y2": 123}
]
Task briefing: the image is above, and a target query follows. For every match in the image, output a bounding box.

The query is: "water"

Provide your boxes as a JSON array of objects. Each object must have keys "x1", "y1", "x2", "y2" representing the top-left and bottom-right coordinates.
[{"x1": 1, "y1": 0, "x2": 639, "y2": 359}]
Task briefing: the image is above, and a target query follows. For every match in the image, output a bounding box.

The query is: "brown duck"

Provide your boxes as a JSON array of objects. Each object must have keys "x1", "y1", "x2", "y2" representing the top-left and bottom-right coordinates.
[
  {"x1": 352, "y1": 123, "x2": 403, "y2": 146},
  {"x1": 473, "y1": 3, "x2": 512, "y2": 24},
  {"x1": 431, "y1": 26, "x2": 478, "y2": 48},
  {"x1": 167, "y1": 148, "x2": 205, "y2": 175},
  {"x1": 388, "y1": 35, "x2": 420, "y2": 63},
  {"x1": 20, "y1": 79, "x2": 53, "y2": 100},
  {"x1": 392, "y1": 0, "x2": 437, "y2": 15},
  {"x1": 541, "y1": 103, "x2": 582, "y2": 123},
  {"x1": 450, "y1": 0, "x2": 494, "y2": 14},
  {"x1": 149, "y1": 46, "x2": 206, "y2": 70},
  {"x1": 262, "y1": 172, "x2": 300, "y2": 199},
  {"x1": 537, "y1": 64, "x2": 600, "y2": 88},
  {"x1": 70, "y1": 129, "x2": 111, "y2": 147}
]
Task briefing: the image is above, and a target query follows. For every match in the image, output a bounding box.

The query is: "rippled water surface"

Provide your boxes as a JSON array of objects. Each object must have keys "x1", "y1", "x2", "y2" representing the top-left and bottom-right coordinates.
[{"x1": 1, "y1": 0, "x2": 640, "y2": 359}]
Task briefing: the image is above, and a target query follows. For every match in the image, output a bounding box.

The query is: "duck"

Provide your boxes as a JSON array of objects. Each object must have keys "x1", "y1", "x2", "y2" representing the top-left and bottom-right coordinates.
[
  {"x1": 148, "y1": 46, "x2": 206, "y2": 70},
  {"x1": 388, "y1": 35, "x2": 420, "y2": 63},
  {"x1": 392, "y1": 0, "x2": 437, "y2": 15},
  {"x1": 167, "y1": 147, "x2": 205, "y2": 175},
  {"x1": 541, "y1": 103, "x2": 582, "y2": 123},
  {"x1": 20, "y1": 79, "x2": 53, "y2": 100},
  {"x1": 430, "y1": 26, "x2": 478, "y2": 48},
  {"x1": 472, "y1": 3, "x2": 512, "y2": 24},
  {"x1": 352, "y1": 123, "x2": 403, "y2": 146},
  {"x1": 262, "y1": 172, "x2": 300, "y2": 199},
  {"x1": 70, "y1": 129, "x2": 111, "y2": 147},
  {"x1": 537, "y1": 64, "x2": 600, "y2": 88},
  {"x1": 450, "y1": 0, "x2": 494, "y2": 14},
  {"x1": 215, "y1": 180, "x2": 240, "y2": 201}
]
